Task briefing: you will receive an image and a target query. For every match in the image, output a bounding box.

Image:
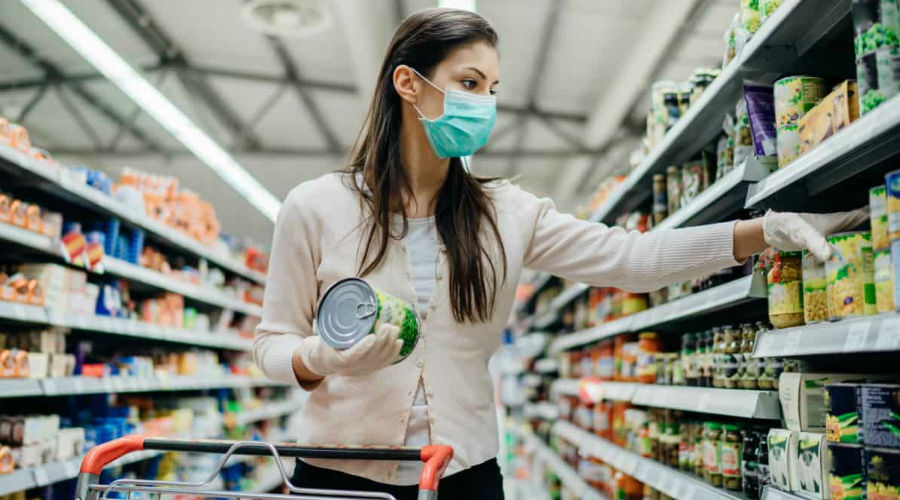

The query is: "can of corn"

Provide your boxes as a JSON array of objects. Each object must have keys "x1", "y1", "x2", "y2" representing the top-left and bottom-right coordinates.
[
  {"x1": 826, "y1": 231, "x2": 876, "y2": 320},
  {"x1": 870, "y1": 185, "x2": 890, "y2": 250},
  {"x1": 874, "y1": 248, "x2": 896, "y2": 313},
  {"x1": 315, "y1": 278, "x2": 419, "y2": 362}
]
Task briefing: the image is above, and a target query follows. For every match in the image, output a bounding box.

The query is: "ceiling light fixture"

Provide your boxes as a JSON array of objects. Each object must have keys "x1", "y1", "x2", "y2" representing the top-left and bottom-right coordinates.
[
  {"x1": 439, "y1": 0, "x2": 476, "y2": 12},
  {"x1": 19, "y1": 0, "x2": 282, "y2": 222},
  {"x1": 241, "y1": 0, "x2": 332, "y2": 39}
]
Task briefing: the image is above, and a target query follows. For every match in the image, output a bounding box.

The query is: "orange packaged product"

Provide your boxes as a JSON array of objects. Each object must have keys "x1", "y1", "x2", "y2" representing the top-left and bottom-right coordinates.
[
  {"x1": 0, "y1": 193, "x2": 10, "y2": 223},
  {"x1": 593, "y1": 400, "x2": 613, "y2": 440},
  {"x1": 636, "y1": 332, "x2": 661, "y2": 384},
  {"x1": 1, "y1": 121, "x2": 31, "y2": 152},
  {"x1": 24, "y1": 204, "x2": 41, "y2": 233},
  {"x1": 9, "y1": 200, "x2": 26, "y2": 228},
  {"x1": 26, "y1": 280, "x2": 43, "y2": 306},
  {"x1": 612, "y1": 401, "x2": 629, "y2": 446}
]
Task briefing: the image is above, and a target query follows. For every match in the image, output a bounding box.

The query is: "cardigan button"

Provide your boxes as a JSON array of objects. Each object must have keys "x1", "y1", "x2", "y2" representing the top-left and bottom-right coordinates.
[{"x1": 416, "y1": 360, "x2": 423, "y2": 368}]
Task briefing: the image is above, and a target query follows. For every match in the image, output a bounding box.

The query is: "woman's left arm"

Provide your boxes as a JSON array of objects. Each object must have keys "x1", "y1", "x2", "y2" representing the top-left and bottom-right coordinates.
[{"x1": 519, "y1": 186, "x2": 867, "y2": 293}]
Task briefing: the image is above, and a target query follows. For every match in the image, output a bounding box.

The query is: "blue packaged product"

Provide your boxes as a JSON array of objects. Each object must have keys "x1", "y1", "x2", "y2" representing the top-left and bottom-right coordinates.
[{"x1": 860, "y1": 384, "x2": 900, "y2": 448}]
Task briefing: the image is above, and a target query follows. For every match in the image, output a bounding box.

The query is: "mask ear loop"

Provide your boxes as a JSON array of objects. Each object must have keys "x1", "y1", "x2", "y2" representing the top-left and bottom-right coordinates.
[{"x1": 408, "y1": 66, "x2": 446, "y2": 122}]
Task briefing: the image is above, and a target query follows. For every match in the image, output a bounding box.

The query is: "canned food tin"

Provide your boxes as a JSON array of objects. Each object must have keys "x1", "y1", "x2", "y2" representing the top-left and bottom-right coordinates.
[
  {"x1": 886, "y1": 169, "x2": 900, "y2": 240},
  {"x1": 316, "y1": 278, "x2": 419, "y2": 362},
  {"x1": 774, "y1": 76, "x2": 825, "y2": 127},
  {"x1": 776, "y1": 124, "x2": 801, "y2": 168},
  {"x1": 870, "y1": 185, "x2": 890, "y2": 249},
  {"x1": 825, "y1": 231, "x2": 876, "y2": 319},
  {"x1": 767, "y1": 251, "x2": 805, "y2": 328},
  {"x1": 874, "y1": 248, "x2": 896, "y2": 313}
]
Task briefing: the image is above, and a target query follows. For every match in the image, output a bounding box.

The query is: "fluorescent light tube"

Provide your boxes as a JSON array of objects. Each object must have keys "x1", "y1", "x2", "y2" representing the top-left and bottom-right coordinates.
[
  {"x1": 439, "y1": 0, "x2": 476, "y2": 12},
  {"x1": 19, "y1": 0, "x2": 282, "y2": 222}
]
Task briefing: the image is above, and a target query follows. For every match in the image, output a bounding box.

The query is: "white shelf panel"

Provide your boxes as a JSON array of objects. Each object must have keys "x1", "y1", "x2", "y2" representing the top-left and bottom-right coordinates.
[
  {"x1": 761, "y1": 486, "x2": 808, "y2": 500},
  {"x1": 522, "y1": 432, "x2": 607, "y2": 500},
  {"x1": 0, "y1": 222, "x2": 57, "y2": 254},
  {"x1": 0, "y1": 143, "x2": 265, "y2": 285},
  {"x1": 0, "y1": 303, "x2": 253, "y2": 351},
  {"x1": 630, "y1": 385, "x2": 781, "y2": 419},
  {"x1": 0, "y1": 378, "x2": 44, "y2": 397},
  {"x1": 554, "y1": 378, "x2": 780, "y2": 419},
  {"x1": 0, "y1": 375, "x2": 286, "y2": 398},
  {"x1": 534, "y1": 357, "x2": 559, "y2": 374},
  {"x1": 550, "y1": 274, "x2": 765, "y2": 353},
  {"x1": 0, "y1": 468, "x2": 37, "y2": 496},
  {"x1": 746, "y1": 95, "x2": 900, "y2": 209},
  {"x1": 753, "y1": 313, "x2": 900, "y2": 358},
  {"x1": 523, "y1": 402, "x2": 560, "y2": 421},
  {"x1": 104, "y1": 257, "x2": 261, "y2": 317},
  {"x1": 555, "y1": 421, "x2": 745, "y2": 500}
]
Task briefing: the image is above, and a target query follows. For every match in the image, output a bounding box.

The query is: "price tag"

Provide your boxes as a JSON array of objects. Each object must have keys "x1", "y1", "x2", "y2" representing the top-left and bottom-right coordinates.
[
  {"x1": 844, "y1": 321, "x2": 870, "y2": 352},
  {"x1": 43, "y1": 379, "x2": 58, "y2": 396},
  {"x1": 874, "y1": 319, "x2": 900, "y2": 351},
  {"x1": 63, "y1": 461, "x2": 78, "y2": 478},
  {"x1": 782, "y1": 331, "x2": 802, "y2": 355},
  {"x1": 33, "y1": 466, "x2": 50, "y2": 486}
]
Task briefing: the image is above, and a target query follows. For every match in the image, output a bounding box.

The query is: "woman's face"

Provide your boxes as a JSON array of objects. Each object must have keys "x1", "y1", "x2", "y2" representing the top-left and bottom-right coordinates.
[{"x1": 413, "y1": 41, "x2": 499, "y2": 120}]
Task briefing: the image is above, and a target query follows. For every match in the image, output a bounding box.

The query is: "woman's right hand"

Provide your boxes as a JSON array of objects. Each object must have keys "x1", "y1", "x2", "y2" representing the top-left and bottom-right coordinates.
[{"x1": 293, "y1": 324, "x2": 403, "y2": 379}]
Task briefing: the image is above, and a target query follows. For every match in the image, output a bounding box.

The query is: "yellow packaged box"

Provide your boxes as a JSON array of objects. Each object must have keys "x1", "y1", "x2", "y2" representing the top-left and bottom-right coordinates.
[{"x1": 798, "y1": 80, "x2": 859, "y2": 156}]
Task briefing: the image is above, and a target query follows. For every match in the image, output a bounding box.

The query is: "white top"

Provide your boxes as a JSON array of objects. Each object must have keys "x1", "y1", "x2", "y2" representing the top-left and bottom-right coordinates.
[{"x1": 397, "y1": 216, "x2": 439, "y2": 485}]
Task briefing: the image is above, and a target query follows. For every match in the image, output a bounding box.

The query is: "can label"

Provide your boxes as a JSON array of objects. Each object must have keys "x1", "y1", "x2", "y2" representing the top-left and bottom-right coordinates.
[{"x1": 721, "y1": 442, "x2": 742, "y2": 477}]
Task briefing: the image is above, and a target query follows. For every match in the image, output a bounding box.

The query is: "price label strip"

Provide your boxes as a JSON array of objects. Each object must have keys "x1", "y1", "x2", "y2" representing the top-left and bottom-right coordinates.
[
  {"x1": 874, "y1": 318, "x2": 900, "y2": 351},
  {"x1": 843, "y1": 321, "x2": 870, "y2": 352}
]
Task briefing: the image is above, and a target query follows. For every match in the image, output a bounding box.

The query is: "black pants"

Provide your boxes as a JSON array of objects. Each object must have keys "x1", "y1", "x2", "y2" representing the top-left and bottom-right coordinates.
[{"x1": 291, "y1": 458, "x2": 504, "y2": 500}]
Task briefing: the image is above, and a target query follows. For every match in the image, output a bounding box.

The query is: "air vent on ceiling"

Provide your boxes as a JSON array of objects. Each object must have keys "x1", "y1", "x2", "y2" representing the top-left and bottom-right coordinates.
[{"x1": 241, "y1": 0, "x2": 332, "y2": 39}]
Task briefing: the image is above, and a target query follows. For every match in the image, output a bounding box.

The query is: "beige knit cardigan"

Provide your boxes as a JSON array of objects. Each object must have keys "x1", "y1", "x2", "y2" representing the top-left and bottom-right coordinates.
[{"x1": 254, "y1": 172, "x2": 740, "y2": 484}]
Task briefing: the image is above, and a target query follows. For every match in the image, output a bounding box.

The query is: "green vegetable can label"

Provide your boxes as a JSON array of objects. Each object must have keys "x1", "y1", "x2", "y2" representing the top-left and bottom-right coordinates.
[{"x1": 316, "y1": 278, "x2": 419, "y2": 362}]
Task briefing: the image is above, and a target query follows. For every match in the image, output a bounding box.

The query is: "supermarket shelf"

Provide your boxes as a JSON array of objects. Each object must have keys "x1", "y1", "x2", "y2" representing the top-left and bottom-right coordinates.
[
  {"x1": 550, "y1": 274, "x2": 766, "y2": 353},
  {"x1": 0, "y1": 375, "x2": 286, "y2": 398},
  {"x1": 522, "y1": 431, "x2": 607, "y2": 500},
  {"x1": 753, "y1": 313, "x2": 900, "y2": 358},
  {"x1": 746, "y1": 95, "x2": 900, "y2": 210},
  {"x1": 533, "y1": 283, "x2": 589, "y2": 330},
  {"x1": 0, "y1": 301, "x2": 253, "y2": 351},
  {"x1": 589, "y1": 0, "x2": 844, "y2": 225},
  {"x1": 0, "y1": 143, "x2": 265, "y2": 285},
  {"x1": 631, "y1": 385, "x2": 781, "y2": 419},
  {"x1": 0, "y1": 222, "x2": 57, "y2": 254},
  {"x1": 523, "y1": 402, "x2": 560, "y2": 421},
  {"x1": 553, "y1": 378, "x2": 780, "y2": 419},
  {"x1": 555, "y1": 421, "x2": 746, "y2": 500},
  {"x1": 655, "y1": 156, "x2": 774, "y2": 231},
  {"x1": 534, "y1": 357, "x2": 559, "y2": 374},
  {"x1": 0, "y1": 469, "x2": 38, "y2": 497},
  {"x1": 233, "y1": 398, "x2": 305, "y2": 426},
  {"x1": 104, "y1": 257, "x2": 262, "y2": 317},
  {"x1": 761, "y1": 486, "x2": 806, "y2": 500}
]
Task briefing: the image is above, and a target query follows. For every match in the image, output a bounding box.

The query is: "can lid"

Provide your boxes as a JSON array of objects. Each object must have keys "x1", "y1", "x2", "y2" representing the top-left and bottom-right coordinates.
[{"x1": 315, "y1": 278, "x2": 378, "y2": 350}]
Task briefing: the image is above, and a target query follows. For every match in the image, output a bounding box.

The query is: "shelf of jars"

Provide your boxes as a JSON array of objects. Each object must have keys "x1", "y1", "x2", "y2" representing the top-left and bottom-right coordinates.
[
  {"x1": 521, "y1": 430, "x2": 608, "y2": 500},
  {"x1": 554, "y1": 421, "x2": 749, "y2": 500},
  {"x1": 549, "y1": 274, "x2": 766, "y2": 354}
]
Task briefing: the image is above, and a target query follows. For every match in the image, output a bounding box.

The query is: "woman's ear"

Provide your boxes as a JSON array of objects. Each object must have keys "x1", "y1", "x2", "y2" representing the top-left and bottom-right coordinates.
[{"x1": 393, "y1": 65, "x2": 419, "y2": 105}]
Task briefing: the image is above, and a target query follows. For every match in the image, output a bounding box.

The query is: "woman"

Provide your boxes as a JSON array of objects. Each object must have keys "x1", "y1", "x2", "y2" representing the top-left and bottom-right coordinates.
[{"x1": 254, "y1": 8, "x2": 865, "y2": 500}]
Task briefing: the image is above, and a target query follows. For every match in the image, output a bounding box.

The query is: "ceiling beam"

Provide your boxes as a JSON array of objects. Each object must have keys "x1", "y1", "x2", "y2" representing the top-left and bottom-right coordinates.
[
  {"x1": 330, "y1": 0, "x2": 396, "y2": 107},
  {"x1": 551, "y1": 0, "x2": 701, "y2": 202},
  {"x1": 0, "y1": 22, "x2": 163, "y2": 151},
  {"x1": 265, "y1": 36, "x2": 342, "y2": 152},
  {"x1": 16, "y1": 82, "x2": 49, "y2": 122},
  {"x1": 505, "y1": 0, "x2": 565, "y2": 177},
  {"x1": 103, "y1": 0, "x2": 263, "y2": 150}
]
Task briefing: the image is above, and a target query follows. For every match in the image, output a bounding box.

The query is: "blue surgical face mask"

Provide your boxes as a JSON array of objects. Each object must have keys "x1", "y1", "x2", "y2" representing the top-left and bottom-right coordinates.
[{"x1": 410, "y1": 68, "x2": 497, "y2": 159}]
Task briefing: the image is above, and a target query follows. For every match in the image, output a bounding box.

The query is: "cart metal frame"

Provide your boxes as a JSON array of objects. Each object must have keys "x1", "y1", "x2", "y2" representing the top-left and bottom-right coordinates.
[{"x1": 74, "y1": 435, "x2": 453, "y2": 500}]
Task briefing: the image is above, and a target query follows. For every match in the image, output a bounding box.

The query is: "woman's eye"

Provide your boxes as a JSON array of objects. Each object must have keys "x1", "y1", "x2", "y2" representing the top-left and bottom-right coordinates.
[
  {"x1": 462, "y1": 79, "x2": 477, "y2": 89},
  {"x1": 489, "y1": 88, "x2": 498, "y2": 95}
]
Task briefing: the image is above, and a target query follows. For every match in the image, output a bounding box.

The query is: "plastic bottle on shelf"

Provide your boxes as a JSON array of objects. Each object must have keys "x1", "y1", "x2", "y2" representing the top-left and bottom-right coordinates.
[{"x1": 682, "y1": 332, "x2": 697, "y2": 387}]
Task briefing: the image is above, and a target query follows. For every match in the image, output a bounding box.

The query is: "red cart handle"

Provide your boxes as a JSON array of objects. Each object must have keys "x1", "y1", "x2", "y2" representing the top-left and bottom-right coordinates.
[
  {"x1": 419, "y1": 445, "x2": 453, "y2": 493},
  {"x1": 80, "y1": 435, "x2": 146, "y2": 474}
]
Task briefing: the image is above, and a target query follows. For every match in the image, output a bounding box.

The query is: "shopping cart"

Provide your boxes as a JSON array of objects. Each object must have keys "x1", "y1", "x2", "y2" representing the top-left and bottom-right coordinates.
[{"x1": 74, "y1": 435, "x2": 453, "y2": 500}]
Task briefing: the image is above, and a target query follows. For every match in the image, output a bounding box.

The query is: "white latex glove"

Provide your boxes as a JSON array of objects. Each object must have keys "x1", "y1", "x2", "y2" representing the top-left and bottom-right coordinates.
[
  {"x1": 297, "y1": 324, "x2": 403, "y2": 377},
  {"x1": 762, "y1": 208, "x2": 869, "y2": 261}
]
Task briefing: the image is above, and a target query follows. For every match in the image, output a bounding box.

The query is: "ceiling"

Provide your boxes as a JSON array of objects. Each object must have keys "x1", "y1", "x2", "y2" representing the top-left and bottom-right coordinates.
[{"x1": 0, "y1": 0, "x2": 735, "y2": 244}]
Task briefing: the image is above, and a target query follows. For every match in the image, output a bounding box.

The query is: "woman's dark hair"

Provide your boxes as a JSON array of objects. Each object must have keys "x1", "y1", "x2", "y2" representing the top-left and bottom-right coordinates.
[{"x1": 346, "y1": 8, "x2": 506, "y2": 323}]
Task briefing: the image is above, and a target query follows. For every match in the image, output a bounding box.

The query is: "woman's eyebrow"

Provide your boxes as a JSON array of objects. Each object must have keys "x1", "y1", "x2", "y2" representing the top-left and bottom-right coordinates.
[{"x1": 463, "y1": 66, "x2": 500, "y2": 85}]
